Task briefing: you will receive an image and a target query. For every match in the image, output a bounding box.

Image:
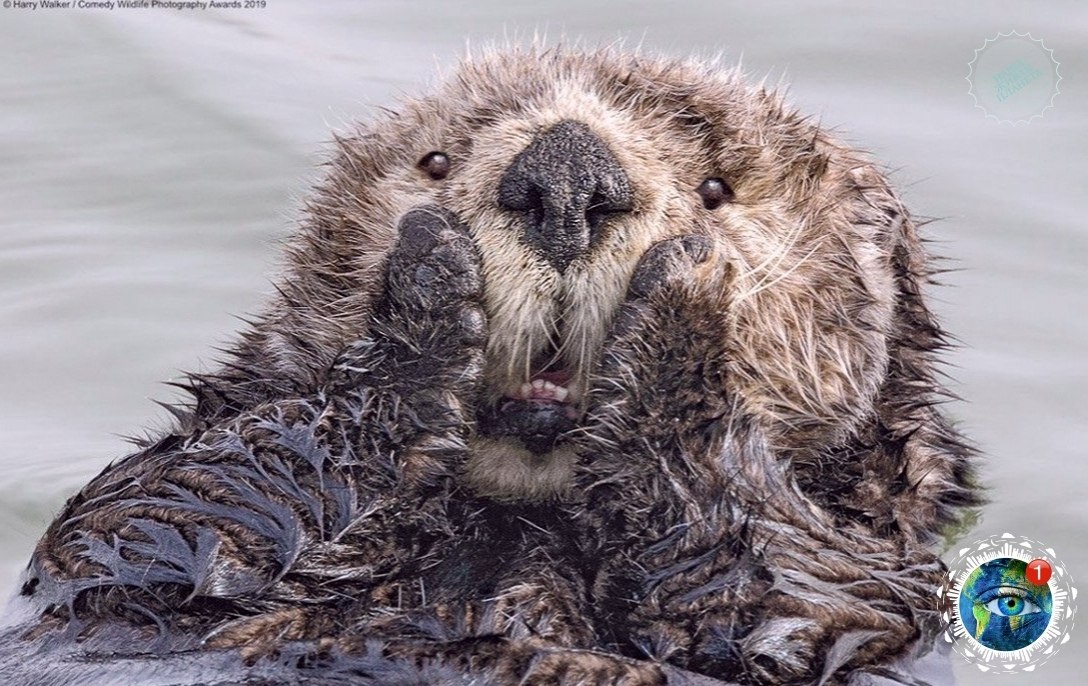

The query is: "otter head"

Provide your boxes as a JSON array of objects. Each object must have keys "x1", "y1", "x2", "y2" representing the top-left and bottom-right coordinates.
[{"x1": 277, "y1": 47, "x2": 960, "y2": 519}]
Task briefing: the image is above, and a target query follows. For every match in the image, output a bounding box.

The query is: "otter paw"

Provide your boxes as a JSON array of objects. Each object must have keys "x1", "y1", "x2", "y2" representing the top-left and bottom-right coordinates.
[
  {"x1": 581, "y1": 234, "x2": 734, "y2": 456},
  {"x1": 609, "y1": 234, "x2": 730, "y2": 341},
  {"x1": 374, "y1": 205, "x2": 486, "y2": 352},
  {"x1": 386, "y1": 205, "x2": 482, "y2": 310},
  {"x1": 595, "y1": 234, "x2": 731, "y2": 382},
  {"x1": 329, "y1": 206, "x2": 486, "y2": 462},
  {"x1": 627, "y1": 234, "x2": 714, "y2": 300}
]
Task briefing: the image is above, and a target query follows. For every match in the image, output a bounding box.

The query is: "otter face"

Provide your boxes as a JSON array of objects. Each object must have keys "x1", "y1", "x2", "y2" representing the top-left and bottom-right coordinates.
[{"x1": 314, "y1": 48, "x2": 919, "y2": 500}]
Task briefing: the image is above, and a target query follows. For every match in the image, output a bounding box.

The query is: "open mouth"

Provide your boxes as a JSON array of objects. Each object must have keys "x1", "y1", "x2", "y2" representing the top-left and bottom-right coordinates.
[{"x1": 477, "y1": 346, "x2": 581, "y2": 455}]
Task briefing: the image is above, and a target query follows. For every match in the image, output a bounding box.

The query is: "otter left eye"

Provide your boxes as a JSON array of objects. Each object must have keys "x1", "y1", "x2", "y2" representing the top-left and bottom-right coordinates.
[
  {"x1": 696, "y1": 177, "x2": 734, "y2": 209},
  {"x1": 419, "y1": 151, "x2": 450, "y2": 180}
]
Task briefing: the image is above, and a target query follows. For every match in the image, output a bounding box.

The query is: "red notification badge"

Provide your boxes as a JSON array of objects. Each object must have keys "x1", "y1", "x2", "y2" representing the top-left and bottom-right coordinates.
[{"x1": 1026, "y1": 558, "x2": 1052, "y2": 585}]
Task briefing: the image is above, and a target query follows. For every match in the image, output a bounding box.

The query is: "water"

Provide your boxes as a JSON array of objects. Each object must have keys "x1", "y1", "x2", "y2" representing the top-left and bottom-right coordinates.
[{"x1": 1, "y1": 2, "x2": 1085, "y2": 682}]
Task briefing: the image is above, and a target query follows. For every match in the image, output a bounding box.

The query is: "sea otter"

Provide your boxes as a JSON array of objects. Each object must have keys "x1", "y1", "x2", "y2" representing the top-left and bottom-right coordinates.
[{"x1": 0, "y1": 46, "x2": 978, "y2": 685}]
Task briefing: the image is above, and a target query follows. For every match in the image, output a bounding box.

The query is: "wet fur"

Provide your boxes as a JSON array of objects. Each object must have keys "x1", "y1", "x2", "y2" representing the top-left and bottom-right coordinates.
[{"x1": 4, "y1": 46, "x2": 977, "y2": 685}]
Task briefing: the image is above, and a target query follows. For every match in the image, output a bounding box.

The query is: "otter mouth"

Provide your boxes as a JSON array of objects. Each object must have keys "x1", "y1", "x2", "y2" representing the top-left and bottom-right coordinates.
[{"x1": 477, "y1": 347, "x2": 581, "y2": 455}]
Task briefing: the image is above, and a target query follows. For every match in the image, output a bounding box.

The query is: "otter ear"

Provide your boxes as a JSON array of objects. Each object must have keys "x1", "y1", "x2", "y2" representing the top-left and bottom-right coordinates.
[{"x1": 865, "y1": 207, "x2": 981, "y2": 543}]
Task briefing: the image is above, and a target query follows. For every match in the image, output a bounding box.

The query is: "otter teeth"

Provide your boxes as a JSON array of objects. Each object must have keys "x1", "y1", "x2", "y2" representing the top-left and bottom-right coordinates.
[{"x1": 512, "y1": 379, "x2": 571, "y2": 402}]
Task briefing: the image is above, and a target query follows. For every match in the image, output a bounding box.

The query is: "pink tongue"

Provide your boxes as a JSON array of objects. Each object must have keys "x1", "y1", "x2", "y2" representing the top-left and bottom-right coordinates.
[{"x1": 532, "y1": 370, "x2": 572, "y2": 387}]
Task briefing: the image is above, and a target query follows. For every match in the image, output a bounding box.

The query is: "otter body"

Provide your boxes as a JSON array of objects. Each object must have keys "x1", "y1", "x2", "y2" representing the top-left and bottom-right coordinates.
[{"x1": 2, "y1": 48, "x2": 976, "y2": 685}]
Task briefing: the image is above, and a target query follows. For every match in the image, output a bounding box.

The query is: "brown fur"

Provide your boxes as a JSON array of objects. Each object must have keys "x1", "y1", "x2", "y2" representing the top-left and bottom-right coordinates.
[{"x1": 6, "y1": 46, "x2": 978, "y2": 686}]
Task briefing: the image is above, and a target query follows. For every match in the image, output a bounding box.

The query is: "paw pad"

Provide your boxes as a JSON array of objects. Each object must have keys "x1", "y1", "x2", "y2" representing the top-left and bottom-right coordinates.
[
  {"x1": 627, "y1": 234, "x2": 714, "y2": 299},
  {"x1": 388, "y1": 205, "x2": 481, "y2": 306}
]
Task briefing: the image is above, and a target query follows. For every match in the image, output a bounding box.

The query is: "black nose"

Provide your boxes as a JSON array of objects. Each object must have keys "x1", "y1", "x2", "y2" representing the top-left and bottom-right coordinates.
[{"x1": 498, "y1": 120, "x2": 633, "y2": 273}]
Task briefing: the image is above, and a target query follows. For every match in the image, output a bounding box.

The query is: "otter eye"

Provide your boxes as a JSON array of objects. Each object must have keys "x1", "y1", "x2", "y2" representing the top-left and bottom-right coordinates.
[
  {"x1": 696, "y1": 177, "x2": 733, "y2": 210},
  {"x1": 418, "y1": 151, "x2": 450, "y2": 180}
]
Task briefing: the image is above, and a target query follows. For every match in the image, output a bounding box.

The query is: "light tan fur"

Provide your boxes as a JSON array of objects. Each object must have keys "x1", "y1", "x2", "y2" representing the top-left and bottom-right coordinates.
[{"x1": 463, "y1": 438, "x2": 578, "y2": 501}]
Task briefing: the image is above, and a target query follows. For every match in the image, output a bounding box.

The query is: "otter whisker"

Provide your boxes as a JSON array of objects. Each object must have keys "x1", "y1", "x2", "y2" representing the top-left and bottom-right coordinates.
[
  {"x1": 734, "y1": 237, "x2": 825, "y2": 304},
  {"x1": 742, "y1": 214, "x2": 807, "y2": 280},
  {"x1": 734, "y1": 215, "x2": 810, "y2": 302}
]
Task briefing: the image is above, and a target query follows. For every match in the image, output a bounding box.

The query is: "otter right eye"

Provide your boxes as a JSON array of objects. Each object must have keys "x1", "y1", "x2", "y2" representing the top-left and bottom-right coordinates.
[
  {"x1": 696, "y1": 177, "x2": 734, "y2": 209},
  {"x1": 419, "y1": 151, "x2": 450, "y2": 180}
]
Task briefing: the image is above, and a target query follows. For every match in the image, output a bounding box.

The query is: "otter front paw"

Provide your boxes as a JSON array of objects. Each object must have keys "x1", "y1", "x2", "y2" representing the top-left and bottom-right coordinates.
[
  {"x1": 382, "y1": 206, "x2": 485, "y2": 333},
  {"x1": 372, "y1": 205, "x2": 486, "y2": 355},
  {"x1": 329, "y1": 205, "x2": 486, "y2": 482},
  {"x1": 570, "y1": 236, "x2": 741, "y2": 636},
  {"x1": 587, "y1": 234, "x2": 734, "y2": 449}
]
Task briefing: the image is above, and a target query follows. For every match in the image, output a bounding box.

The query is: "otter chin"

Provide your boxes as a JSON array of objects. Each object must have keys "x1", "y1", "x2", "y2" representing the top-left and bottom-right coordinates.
[{"x1": 471, "y1": 363, "x2": 583, "y2": 501}]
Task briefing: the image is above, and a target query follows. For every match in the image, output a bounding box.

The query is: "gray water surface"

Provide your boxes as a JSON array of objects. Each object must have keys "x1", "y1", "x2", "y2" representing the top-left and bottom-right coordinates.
[{"x1": 1, "y1": 2, "x2": 1086, "y2": 683}]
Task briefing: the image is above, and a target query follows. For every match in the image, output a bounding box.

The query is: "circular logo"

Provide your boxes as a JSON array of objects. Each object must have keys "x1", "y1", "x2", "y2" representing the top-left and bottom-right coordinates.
[
  {"x1": 939, "y1": 533, "x2": 1076, "y2": 672},
  {"x1": 957, "y1": 558, "x2": 1052, "y2": 651},
  {"x1": 967, "y1": 31, "x2": 1061, "y2": 124}
]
